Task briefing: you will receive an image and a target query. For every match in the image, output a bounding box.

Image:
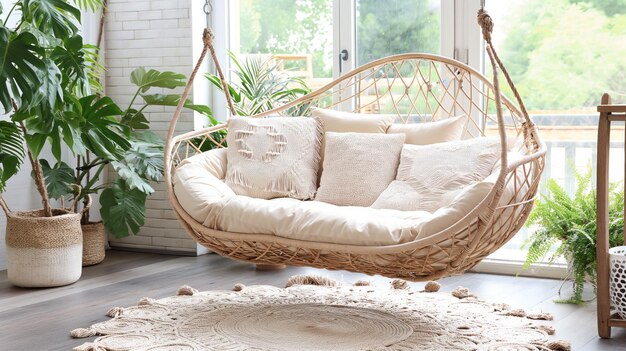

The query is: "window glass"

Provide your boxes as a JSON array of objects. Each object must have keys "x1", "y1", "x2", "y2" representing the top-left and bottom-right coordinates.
[
  {"x1": 233, "y1": 0, "x2": 333, "y2": 90},
  {"x1": 486, "y1": 0, "x2": 626, "y2": 263},
  {"x1": 356, "y1": 0, "x2": 441, "y2": 66}
]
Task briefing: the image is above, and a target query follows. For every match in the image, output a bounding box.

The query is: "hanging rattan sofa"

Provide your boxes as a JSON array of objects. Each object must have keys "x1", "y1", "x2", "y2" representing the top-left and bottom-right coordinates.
[{"x1": 163, "y1": 10, "x2": 546, "y2": 282}]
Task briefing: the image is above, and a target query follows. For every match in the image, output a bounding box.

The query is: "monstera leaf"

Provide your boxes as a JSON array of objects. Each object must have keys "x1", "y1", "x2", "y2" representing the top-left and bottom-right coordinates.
[
  {"x1": 124, "y1": 131, "x2": 164, "y2": 182},
  {"x1": 100, "y1": 179, "x2": 147, "y2": 238},
  {"x1": 0, "y1": 28, "x2": 45, "y2": 112},
  {"x1": 74, "y1": 95, "x2": 129, "y2": 160},
  {"x1": 130, "y1": 67, "x2": 186, "y2": 93},
  {"x1": 72, "y1": 0, "x2": 104, "y2": 11},
  {"x1": 140, "y1": 93, "x2": 212, "y2": 117},
  {"x1": 121, "y1": 108, "x2": 150, "y2": 130},
  {"x1": 21, "y1": 0, "x2": 81, "y2": 38},
  {"x1": 0, "y1": 121, "x2": 24, "y2": 192},
  {"x1": 110, "y1": 131, "x2": 163, "y2": 195},
  {"x1": 110, "y1": 161, "x2": 154, "y2": 194},
  {"x1": 38, "y1": 159, "x2": 74, "y2": 199},
  {"x1": 51, "y1": 35, "x2": 87, "y2": 90}
]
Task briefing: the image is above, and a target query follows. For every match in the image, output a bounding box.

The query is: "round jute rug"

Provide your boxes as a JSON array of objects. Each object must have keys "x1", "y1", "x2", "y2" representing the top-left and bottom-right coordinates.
[{"x1": 71, "y1": 275, "x2": 570, "y2": 351}]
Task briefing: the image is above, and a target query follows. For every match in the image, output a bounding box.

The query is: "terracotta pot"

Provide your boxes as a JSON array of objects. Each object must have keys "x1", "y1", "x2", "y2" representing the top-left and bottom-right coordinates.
[
  {"x1": 81, "y1": 221, "x2": 106, "y2": 266},
  {"x1": 5, "y1": 209, "x2": 82, "y2": 287}
]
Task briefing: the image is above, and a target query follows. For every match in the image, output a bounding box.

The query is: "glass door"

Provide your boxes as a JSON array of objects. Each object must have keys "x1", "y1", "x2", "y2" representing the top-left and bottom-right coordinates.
[
  {"x1": 355, "y1": 0, "x2": 443, "y2": 66},
  {"x1": 229, "y1": 0, "x2": 335, "y2": 91},
  {"x1": 227, "y1": 0, "x2": 450, "y2": 87}
]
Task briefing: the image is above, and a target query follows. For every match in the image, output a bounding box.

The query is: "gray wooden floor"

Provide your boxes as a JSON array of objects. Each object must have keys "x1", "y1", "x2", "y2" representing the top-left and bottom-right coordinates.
[{"x1": 1, "y1": 250, "x2": 625, "y2": 350}]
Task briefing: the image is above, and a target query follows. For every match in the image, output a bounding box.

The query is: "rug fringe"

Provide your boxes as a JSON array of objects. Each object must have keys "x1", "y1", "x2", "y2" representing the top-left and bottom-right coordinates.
[
  {"x1": 106, "y1": 307, "x2": 124, "y2": 318},
  {"x1": 534, "y1": 324, "x2": 556, "y2": 335},
  {"x1": 391, "y1": 279, "x2": 410, "y2": 290},
  {"x1": 285, "y1": 274, "x2": 341, "y2": 288},
  {"x1": 177, "y1": 285, "x2": 199, "y2": 296},
  {"x1": 423, "y1": 281, "x2": 441, "y2": 292},
  {"x1": 451, "y1": 287, "x2": 476, "y2": 299},
  {"x1": 353, "y1": 280, "x2": 371, "y2": 286},
  {"x1": 493, "y1": 303, "x2": 511, "y2": 311},
  {"x1": 73, "y1": 342, "x2": 106, "y2": 351},
  {"x1": 70, "y1": 327, "x2": 96, "y2": 338},
  {"x1": 544, "y1": 340, "x2": 572, "y2": 351},
  {"x1": 527, "y1": 312, "x2": 554, "y2": 321},
  {"x1": 503, "y1": 309, "x2": 527, "y2": 318},
  {"x1": 138, "y1": 297, "x2": 156, "y2": 306}
]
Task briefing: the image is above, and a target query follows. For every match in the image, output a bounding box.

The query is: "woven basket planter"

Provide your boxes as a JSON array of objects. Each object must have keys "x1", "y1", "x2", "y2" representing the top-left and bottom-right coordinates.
[
  {"x1": 81, "y1": 222, "x2": 106, "y2": 266},
  {"x1": 5, "y1": 209, "x2": 82, "y2": 287},
  {"x1": 609, "y1": 246, "x2": 626, "y2": 319}
]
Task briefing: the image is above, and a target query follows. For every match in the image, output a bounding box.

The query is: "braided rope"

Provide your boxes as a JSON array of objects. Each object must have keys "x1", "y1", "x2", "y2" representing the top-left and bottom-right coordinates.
[
  {"x1": 477, "y1": 10, "x2": 533, "y2": 126},
  {"x1": 204, "y1": 29, "x2": 237, "y2": 117}
]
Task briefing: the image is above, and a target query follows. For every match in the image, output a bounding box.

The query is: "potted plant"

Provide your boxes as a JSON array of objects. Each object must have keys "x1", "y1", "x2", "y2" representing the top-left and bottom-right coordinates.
[
  {"x1": 0, "y1": 0, "x2": 114, "y2": 286},
  {"x1": 523, "y1": 166, "x2": 624, "y2": 304},
  {"x1": 45, "y1": 67, "x2": 213, "y2": 265}
]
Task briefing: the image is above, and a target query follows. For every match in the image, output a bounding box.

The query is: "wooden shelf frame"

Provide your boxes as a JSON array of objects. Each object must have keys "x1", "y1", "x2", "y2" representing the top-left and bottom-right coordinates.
[{"x1": 596, "y1": 93, "x2": 626, "y2": 338}]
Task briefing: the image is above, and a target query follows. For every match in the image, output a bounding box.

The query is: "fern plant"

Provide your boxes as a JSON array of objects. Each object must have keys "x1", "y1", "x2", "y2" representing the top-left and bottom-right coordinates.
[{"x1": 524, "y1": 165, "x2": 624, "y2": 304}]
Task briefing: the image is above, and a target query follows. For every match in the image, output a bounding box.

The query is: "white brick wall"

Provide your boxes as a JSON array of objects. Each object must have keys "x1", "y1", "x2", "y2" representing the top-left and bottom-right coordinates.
[{"x1": 104, "y1": 0, "x2": 200, "y2": 254}]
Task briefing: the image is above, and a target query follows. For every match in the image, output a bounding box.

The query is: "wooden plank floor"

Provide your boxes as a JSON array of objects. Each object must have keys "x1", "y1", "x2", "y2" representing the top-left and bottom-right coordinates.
[{"x1": 1, "y1": 250, "x2": 625, "y2": 350}]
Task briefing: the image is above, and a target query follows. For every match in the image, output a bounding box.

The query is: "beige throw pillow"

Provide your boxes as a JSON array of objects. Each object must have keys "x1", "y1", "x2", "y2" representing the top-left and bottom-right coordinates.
[
  {"x1": 315, "y1": 132, "x2": 405, "y2": 206},
  {"x1": 311, "y1": 108, "x2": 395, "y2": 133},
  {"x1": 311, "y1": 108, "x2": 395, "y2": 167},
  {"x1": 226, "y1": 116, "x2": 322, "y2": 200},
  {"x1": 371, "y1": 137, "x2": 502, "y2": 212},
  {"x1": 387, "y1": 115, "x2": 468, "y2": 145}
]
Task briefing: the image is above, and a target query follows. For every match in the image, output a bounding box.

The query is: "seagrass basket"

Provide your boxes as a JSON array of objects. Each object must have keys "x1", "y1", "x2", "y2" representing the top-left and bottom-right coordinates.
[
  {"x1": 5, "y1": 209, "x2": 83, "y2": 287},
  {"x1": 81, "y1": 222, "x2": 106, "y2": 266}
]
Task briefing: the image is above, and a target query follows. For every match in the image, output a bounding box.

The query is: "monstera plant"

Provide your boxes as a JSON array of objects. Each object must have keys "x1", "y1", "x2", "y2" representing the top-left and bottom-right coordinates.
[
  {"x1": 0, "y1": 0, "x2": 109, "y2": 212},
  {"x1": 0, "y1": 0, "x2": 119, "y2": 286},
  {"x1": 0, "y1": 0, "x2": 214, "y2": 282},
  {"x1": 48, "y1": 67, "x2": 213, "y2": 238}
]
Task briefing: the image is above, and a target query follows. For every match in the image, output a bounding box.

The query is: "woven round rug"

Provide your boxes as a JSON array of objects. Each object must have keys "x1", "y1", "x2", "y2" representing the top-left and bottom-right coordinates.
[{"x1": 71, "y1": 275, "x2": 570, "y2": 351}]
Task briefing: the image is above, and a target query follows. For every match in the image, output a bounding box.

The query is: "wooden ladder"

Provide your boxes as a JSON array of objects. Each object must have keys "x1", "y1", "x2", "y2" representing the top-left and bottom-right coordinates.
[{"x1": 596, "y1": 93, "x2": 626, "y2": 338}]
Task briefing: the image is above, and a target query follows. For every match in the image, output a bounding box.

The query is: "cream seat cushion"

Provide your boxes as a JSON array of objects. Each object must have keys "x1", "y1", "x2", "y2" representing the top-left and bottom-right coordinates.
[
  {"x1": 225, "y1": 116, "x2": 322, "y2": 200},
  {"x1": 173, "y1": 148, "x2": 528, "y2": 246},
  {"x1": 387, "y1": 115, "x2": 468, "y2": 145}
]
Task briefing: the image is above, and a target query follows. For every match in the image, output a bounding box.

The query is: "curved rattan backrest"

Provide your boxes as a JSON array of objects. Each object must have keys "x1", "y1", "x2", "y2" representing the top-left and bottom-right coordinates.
[{"x1": 255, "y1": 53, "x2": 529, "y2": 145}]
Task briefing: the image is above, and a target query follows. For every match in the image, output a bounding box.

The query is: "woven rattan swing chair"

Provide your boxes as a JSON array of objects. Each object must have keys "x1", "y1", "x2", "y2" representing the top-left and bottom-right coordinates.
[{"x1": 164, "y1": 10, "x2": 546, "y2": 281}]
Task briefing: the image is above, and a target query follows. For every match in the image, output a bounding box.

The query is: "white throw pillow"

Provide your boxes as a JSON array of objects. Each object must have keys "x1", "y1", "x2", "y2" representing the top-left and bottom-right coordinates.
[
  {"x1": 225, "y1": 116, "x2": 322, "y2": 200},
  {"x1": 315, "y1": 132, "x2": 405, "y2": 206},
  {"x1": 386, "y1": 115, "x2": 468, "y2": 145},
  {"x1": 372, "y1": 137, "x2": 502, "y2": 212}
]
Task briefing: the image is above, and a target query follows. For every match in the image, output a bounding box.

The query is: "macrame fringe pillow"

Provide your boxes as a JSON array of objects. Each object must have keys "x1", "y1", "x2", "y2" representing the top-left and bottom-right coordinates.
[{"x1": 225, "y1": 116, "x2": 322, "y2": 200}]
